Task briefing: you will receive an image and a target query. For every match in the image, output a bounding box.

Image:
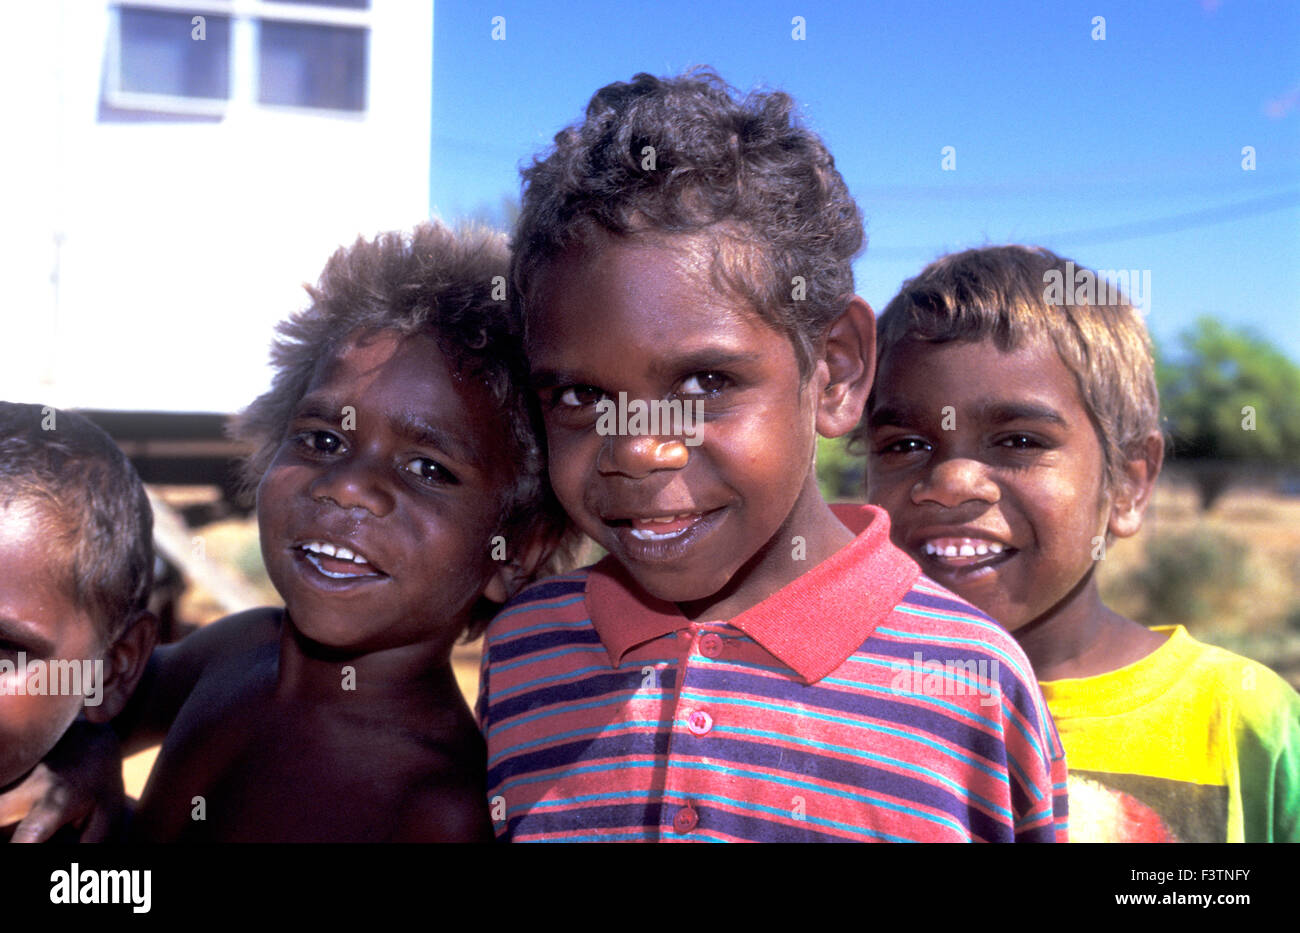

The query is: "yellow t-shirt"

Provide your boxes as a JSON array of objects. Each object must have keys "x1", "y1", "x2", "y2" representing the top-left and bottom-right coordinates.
[{"x1": 1040, "y1": 626, "x2": 1300, "y2": 842}]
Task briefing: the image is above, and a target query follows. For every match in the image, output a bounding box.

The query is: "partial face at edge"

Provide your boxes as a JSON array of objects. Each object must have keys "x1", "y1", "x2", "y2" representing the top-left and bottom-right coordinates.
[{"x1": 0, "y1": 502, "x2": 106, "y2": 788}]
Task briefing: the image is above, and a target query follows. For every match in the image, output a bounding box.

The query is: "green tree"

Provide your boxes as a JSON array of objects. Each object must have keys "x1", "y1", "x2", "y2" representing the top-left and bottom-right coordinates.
[
  {"x1": 816, "y1": 435, "x2": 862, "y2": 502},
  {"x1": 1158, "y1": 317, "x2": 1300, "y2": 509}
]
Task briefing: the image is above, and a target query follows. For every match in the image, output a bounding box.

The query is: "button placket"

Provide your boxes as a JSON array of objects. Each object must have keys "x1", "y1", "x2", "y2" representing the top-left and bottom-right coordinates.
[
  {"x1": 699, "y1": 632, "x2": 724, "y2": 658},
  {"x1": 686, "y1": 708, "x2": 713, "y2": 735},
  {"x1": 664, "y1": 626, "x2": 717, "y2": 838}
]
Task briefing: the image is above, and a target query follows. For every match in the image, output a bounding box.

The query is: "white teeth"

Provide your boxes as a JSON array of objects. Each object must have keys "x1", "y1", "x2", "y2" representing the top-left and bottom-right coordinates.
[
  {"x1": 303, "y1": 552, "x2": 376, "y2": 579},
  {"x1": 923, "y1": 539, "x2": 1009, "y2": 560},
  {"x1": 302, "y1": 540, "x2": 372, "y2": 567}
]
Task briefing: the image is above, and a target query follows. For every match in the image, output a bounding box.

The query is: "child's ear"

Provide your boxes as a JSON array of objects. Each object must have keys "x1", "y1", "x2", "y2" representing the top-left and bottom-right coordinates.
[
  {"x1": 483, "y1": 527, "x2": 557, "y2": 604},
  {"x1": 815, "y1": 296, "x2": 877, "y2": 439},
  {"x1": 84, "y1": 611, "x2": 158, "y2": 723},
  {"x1": 1108, "y1": 431, "x2": 1164, "y2": 539}
]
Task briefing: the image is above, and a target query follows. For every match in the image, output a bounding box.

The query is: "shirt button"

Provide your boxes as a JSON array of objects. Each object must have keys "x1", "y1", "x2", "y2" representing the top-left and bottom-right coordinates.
[
  {"x1": 673, "y1": 806, "x2": 699, "y2": 833},
  {"x1": 699, "y1": 633, "x2": 724, "y2": 658},
  {"x1": 686, "y1": 709, "x2": 713, "y2": 735}
]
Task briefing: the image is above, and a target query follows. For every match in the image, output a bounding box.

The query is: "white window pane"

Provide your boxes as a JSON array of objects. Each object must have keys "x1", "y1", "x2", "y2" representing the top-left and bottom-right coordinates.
[
  {"x1": 258, "y1": 21, "x2": 367, "y2": 111},
  {"x1": 120, "y1": 8, "x2": 230, "y2": 99}
]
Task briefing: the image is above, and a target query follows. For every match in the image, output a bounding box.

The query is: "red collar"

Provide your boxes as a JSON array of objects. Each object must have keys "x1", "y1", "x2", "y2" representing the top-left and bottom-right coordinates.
[{"x1": 585, "y1": 504, "x2": 919, "y2": 684}]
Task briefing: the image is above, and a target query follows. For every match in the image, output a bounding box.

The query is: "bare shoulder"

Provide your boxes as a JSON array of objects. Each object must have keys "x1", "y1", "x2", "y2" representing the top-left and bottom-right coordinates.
[
  {"x1": 157, "y1": 606, "x2": 280, "y2": 677},
  {"x1": 170, "y1": 606, "x2": 283, "y2": 658},
  {"x1": 147, "y1": 607, "x2": 283, "y2": 731},
  {"x1": 119, "y1": 607, "x2": 284, "y2": 749}
]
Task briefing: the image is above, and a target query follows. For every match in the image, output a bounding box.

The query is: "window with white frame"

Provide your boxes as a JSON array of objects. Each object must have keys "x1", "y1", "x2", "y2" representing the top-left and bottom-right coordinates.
[{"x1": 104, "y1": 0, "x2": 371, "y2": 117}]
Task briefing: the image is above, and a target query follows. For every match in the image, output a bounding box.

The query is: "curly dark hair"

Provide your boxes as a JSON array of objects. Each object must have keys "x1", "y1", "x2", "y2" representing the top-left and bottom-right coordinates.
[
  {"x1": 511, "y1": 67, "x2": 865, "y2": 379},
  {"x1": 0, "y1": 402, "x2": 154, "y2": 641},
  {"x1": 232, "y1": 223, "x2": 575, "y2": 621}
]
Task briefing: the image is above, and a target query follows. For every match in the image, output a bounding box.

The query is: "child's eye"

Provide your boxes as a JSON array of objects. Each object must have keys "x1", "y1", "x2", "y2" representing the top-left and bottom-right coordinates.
[
  {"x1": 297, "y1": 430, "x2": 344, "y2": 455},
  {"x1": 405, "y1": 457, "x2": 459, "y2": 486},
  {"x1": 554, "y1": 386, "x2": 606, "y2": 408},
  {"x1": 997, "y1": 434, "x2": 1043, "y2": 450},
  {"x1": 678, "y1": 372, "x2": 728, "y2": 397},
  {"x1": 878, "y1": 437, "x2": 931, "y2": 455}
]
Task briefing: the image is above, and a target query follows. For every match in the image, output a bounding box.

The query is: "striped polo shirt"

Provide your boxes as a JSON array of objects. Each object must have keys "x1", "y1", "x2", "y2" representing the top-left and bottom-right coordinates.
[{"x1": 479, "y1": 504, "x2": 1069, "y2": 842}]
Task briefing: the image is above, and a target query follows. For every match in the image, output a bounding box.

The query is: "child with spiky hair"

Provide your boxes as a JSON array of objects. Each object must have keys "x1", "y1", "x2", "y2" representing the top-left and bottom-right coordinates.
[
  {"x1": 480, "y1": 70, "x2": 1068, "y2": 842},
  {"x1": 857, "y1": 244, "x2": 1300, "y2": 841},
  {"x1": 11, "y1": 222, "x2": 574, "y2": 842},
  {"x1": 0, "y1": 402, "x2": 157, "y2": 841}
]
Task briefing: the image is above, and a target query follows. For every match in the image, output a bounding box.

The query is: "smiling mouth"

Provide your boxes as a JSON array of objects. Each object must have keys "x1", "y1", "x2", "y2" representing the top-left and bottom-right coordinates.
[
  {"x1": 618, "y1": 512, "x2": 708, "y2": 541},
  {"x1": 603, "y1": 507, "x2": 725, "y2": 561},
  {"x1": 920, "y1": 537, "x2": 1016, "y2": 570},
  {"x1": 297, "y1": 540, "x2": 385, "y2": 580}
]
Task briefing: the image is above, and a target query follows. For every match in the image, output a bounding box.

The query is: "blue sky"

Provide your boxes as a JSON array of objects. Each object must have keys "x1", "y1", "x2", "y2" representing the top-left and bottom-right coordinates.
[{"x1": 428, "y1": 0, "x2": 1300, "y2": 362}]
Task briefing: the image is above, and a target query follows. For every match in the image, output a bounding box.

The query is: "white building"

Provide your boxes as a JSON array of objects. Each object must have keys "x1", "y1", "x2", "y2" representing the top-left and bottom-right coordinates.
[{"x1": 1, "y1": 0, "x2": 434, "y2": 414}]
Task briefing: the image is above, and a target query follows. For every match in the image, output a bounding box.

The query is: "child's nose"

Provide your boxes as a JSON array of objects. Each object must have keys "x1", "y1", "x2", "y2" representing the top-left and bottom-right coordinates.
[
  {"x1": 910, "y1": 458, "x2": 999, "y2": 508},
  {"x1": 308, "y1": 458, "x2": 396, "y2": 517},
  {"x1": 598, "y1": 434, "x2": 690, "y2": 478}
]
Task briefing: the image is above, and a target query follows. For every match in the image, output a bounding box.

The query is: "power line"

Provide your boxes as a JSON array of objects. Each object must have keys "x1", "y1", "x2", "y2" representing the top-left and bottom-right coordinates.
[{"x1": 866, "y1": 188, "x2": 1300, "y2": 261}]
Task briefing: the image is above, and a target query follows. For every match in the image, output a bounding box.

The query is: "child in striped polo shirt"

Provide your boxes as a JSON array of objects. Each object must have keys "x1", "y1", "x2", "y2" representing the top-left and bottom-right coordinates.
[{"x1": 480, "y1": 69, "x2": 1069, "y2": 842}]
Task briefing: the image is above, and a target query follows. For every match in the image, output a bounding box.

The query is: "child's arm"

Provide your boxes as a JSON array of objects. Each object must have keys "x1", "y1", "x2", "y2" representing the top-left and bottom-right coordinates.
[
  {"x1": 1003, "y1": 672, "x2": 1070, "y2": 842},
  {"x1": 115, "y1": 607, "x2": 281, "y2": 753},
  {"x1": 1270, "y1": 716, "x2": 1300, "y2": 842},
  {"x1": 476, "y1": 632, "x2": 507, "y2": 839},
  {"x1": 1, "y1": 721, "x2": 124, "y2": 843},
  {"x1": 1237, "y1": 669, "x2": 1300, "y2": 843}
]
